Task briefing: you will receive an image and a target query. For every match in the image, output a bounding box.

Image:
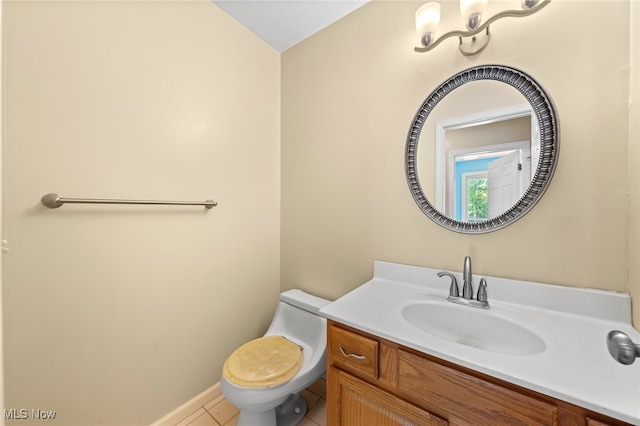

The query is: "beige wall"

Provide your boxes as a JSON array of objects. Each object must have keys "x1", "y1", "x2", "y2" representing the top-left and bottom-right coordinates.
[
  {"x1": 282, "y1": 0, "x2": 634, "y2": 317},
  {"x1": 630, "y1": 0, "x2": 639, "y2": 329},
  {"x1": 2, "y1": 0, "x2": 638, "y2": 424},
  {"x1": 3, "y1": 1, "x2": 280, "y2": 425}
]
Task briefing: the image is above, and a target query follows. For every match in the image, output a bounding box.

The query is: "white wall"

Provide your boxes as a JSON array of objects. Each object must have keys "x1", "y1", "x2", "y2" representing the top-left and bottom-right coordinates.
[
  {"x1": 2, "y1": 1, "x2": 281, "y2": 424},
  {"x1": 281, "y1": 0, "x2": 635, "y2": 320}
]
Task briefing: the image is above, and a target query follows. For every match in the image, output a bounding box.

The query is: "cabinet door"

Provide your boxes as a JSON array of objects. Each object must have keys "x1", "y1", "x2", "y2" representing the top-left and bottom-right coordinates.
[
  {"x1": 397, "y1": 350, "x2": 558, "y2": 426},
  {"x1": 329, "y1": 367, "x2": 448, "y2": 426}
]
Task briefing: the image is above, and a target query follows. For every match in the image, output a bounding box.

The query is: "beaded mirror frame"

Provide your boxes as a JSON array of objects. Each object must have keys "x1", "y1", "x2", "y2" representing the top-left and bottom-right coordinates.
[{"x1": 405, "y1": 65, "x2": 559, "y2": 234}]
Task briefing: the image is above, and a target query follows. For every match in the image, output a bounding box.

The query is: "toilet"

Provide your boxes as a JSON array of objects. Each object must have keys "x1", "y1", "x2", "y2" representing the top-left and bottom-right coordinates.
[{"x1": 221, "y1": 289, "x2": 331, "y2": 426}]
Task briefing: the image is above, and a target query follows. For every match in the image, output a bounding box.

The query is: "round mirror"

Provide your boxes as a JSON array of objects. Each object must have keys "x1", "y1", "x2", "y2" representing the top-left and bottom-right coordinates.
[{"x1": 406, "y1": 65, "x2": 559, "y2": 233}]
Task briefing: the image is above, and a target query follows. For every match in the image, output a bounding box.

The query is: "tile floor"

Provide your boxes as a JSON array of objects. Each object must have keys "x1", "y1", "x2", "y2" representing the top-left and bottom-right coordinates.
[{"x1": 174, "y1": 379, "x2": 327, "y2": 426}]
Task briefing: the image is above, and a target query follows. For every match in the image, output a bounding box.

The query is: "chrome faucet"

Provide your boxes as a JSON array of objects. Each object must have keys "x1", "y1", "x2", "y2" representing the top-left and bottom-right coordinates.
[
  {"x1": 437, "y1": 256, "x2": 489, "y2": 309},
  {"x1": 462, "y1": 256, "x2": 473, "y2": 300}
]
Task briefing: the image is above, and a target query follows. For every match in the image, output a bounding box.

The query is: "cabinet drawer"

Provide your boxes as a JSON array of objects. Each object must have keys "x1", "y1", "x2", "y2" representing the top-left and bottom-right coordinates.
[
  {"x1": 329, "y1": 325, "x2": 378, "y2": 380},
  {"x1": 587, "y1": 418, "x2": 618, "y2": 426},
  {"x1": 397, "y1": 350, "x2": 558, "y2": 425}
]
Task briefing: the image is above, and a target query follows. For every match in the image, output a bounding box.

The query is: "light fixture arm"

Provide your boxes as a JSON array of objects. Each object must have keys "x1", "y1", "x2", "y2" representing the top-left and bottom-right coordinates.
[{"x1": 415, "y1": 0, "x2": 550, "y2": 55}]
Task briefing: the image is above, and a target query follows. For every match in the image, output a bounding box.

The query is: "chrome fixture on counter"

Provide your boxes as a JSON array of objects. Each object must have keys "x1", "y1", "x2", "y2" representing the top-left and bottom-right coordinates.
[
  {"x1": 414, "y1": 0, "x2": 551, "y2": 56},
  {"x1": 41, "y1": 193, "x2": 217, "y2": 210},
  {"x1": 607, "y1": 331, "x2": 640, "y2": 365},
  {"x1": 462, "y1": 255, "x2": 473, "y2": 300},
  {"x1": 437, "y1": 256, "x2": 489, "y2": 309}
]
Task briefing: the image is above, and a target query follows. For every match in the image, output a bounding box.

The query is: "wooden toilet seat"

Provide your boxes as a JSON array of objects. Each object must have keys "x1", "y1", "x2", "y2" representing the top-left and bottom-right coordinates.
[{"x1": 222, "y1": 335, "x2": 304, "y2": 388}]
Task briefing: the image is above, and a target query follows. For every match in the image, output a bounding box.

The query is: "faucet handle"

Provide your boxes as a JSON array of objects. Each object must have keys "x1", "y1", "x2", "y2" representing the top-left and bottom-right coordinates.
[
  {"x1": 437, "y1": 272, "x2": 459, "y2": 298},
  {"x1": 477, "y1": 278, "x2": 488, "y2": 302}
]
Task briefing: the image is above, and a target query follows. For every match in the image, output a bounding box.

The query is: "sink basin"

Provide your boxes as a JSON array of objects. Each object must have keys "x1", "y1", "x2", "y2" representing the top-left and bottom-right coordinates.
[{"x1": 401, "y1": 301, "x2": 546, "y2": 356}]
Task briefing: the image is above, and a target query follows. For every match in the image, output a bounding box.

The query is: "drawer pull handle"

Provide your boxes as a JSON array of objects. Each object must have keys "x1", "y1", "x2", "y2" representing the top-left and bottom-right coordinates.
[{"x1": 339, "y1": 346, "x2": 366, "y2": 360}]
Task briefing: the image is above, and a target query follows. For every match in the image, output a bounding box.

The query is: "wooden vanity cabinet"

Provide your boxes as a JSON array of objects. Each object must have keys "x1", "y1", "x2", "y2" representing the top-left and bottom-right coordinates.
[{"x1": 326, "y1": 320, "x2": 632, "y2": 426}]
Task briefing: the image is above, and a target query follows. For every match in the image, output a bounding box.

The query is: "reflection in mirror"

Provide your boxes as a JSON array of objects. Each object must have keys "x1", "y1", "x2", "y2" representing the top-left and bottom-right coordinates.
[
  {"x1": 406, "y1": 66, "x2": 558, "y2": 233},
  {"x1": 436, "y1": 104, "x2": 537, "y2": 222}
]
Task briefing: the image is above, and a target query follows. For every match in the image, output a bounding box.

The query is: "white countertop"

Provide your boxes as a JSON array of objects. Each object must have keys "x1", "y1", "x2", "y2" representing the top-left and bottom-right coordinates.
[{"x1": 319, "y1": 261, "x2": 640, "y2": 425}]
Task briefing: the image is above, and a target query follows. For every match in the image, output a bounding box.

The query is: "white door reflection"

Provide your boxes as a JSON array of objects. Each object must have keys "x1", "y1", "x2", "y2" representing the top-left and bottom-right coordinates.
[
  {"x1": 488, "y1": 150, "x2": 523, "y2": 219},
  {"x1": 452, "y1": 143, "x2": 530, "y2": 222},
  {"x1": 433, "y1": 102, "x2": 538, "y2": 221}
]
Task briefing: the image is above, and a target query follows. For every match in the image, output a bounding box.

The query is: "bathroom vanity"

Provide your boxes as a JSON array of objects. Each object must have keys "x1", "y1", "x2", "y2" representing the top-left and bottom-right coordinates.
[
  {"x1": 320, "y1": 261, "x2": 640, "y2": 426},
  {"x1": 326, "y1": 320, "x2": 630, "y2": 425}
]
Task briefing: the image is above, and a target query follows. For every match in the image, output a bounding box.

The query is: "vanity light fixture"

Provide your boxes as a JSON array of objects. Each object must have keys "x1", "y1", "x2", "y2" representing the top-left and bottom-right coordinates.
[{"x1": 415, "y1": 0, "x2": 550, "y2": 56}]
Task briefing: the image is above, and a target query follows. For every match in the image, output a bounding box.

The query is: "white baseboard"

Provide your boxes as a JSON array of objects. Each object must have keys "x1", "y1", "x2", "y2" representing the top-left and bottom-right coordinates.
[{"x1": 151, "y1": 382, "x2": 222, "y2": 426}]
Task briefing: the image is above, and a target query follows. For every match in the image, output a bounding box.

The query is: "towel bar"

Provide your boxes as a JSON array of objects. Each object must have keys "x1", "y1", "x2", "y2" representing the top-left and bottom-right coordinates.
[{"x1": 41, "y1": 193, "x2": 217, "y2": 209}]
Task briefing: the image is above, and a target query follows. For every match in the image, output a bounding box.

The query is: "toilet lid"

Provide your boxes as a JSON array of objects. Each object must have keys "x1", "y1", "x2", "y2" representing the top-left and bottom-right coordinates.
[{"x1": 223, "y1": 335, "x2": 304, "y2": 388}]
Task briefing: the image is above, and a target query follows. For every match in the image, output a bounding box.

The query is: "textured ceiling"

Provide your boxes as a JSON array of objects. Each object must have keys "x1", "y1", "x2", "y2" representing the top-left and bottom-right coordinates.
[{"x1": 212, "y1": 0, "x2": 370, "y2": 52}]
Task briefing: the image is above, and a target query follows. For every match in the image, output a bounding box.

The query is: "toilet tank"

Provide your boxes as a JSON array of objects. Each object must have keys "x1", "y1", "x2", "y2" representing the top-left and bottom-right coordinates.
[
  {"x1": 279, "y1": 289, "x2": 331, "y2": 315},
  {"x1": 266, "y1": 290, "x2": 331, "y2": 348}
]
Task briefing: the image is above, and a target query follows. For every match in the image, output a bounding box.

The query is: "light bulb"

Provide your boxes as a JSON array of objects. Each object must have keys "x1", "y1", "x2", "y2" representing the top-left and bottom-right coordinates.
[
  {"x1": 415, "y1": 2, "x2": 441, "y2": 46},
  {"x1": 460, "y1": 0, "x2": 488, "y2": 30}
]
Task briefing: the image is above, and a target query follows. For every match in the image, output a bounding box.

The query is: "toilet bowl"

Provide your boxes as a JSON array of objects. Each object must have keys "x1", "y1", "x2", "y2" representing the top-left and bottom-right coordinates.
[{"x1": 221, "y1": 289, "x2": 331, "y2": 426}]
